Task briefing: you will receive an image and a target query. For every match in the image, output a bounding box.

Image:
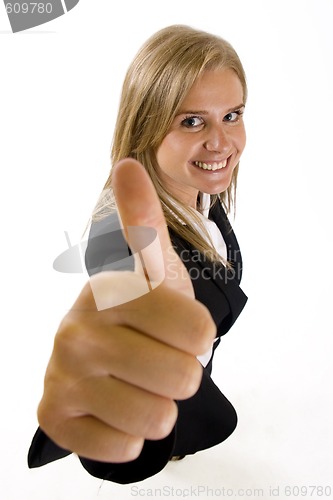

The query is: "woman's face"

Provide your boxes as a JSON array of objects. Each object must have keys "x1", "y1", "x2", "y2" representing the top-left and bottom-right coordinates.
[{"x1": 156, "y1": 69, "x2": 246, "y2": 208}]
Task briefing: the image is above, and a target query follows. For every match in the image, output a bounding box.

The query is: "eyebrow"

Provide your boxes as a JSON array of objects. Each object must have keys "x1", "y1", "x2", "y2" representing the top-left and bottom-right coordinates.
[{"x1": 177, "y1": 103, "x2": 245, "y2": 116}]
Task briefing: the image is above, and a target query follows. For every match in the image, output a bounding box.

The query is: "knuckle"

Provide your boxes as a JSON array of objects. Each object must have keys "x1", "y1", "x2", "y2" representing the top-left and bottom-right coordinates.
[
  {"x1": 52, "y1": 313, "x2": 94, "y2": 366},
  {"x1": 142, "y1": 400, "x2": 178, "y2": 440},
  {"x1": 191, "y1": 301, "x2": 216, "y2": 354},
  {"x1": 36, "y1": 401, "x2": 50, "y2": 432},
  {"x1": 176, "y1": 356, "x2": 203, "y2": 400},
  {"x1": 37, "y1": 401, "x2": 67, "y2": 448},
  {"x1": 117, "y1": 435, "x2": 145, "y2": 462},
  {"x1": 54, "y1": 314, "x2": 80, "y2": 352}
]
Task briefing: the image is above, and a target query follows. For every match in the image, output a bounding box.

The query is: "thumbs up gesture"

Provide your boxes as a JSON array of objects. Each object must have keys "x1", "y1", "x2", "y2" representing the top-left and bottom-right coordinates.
[{"x1": 37, "y1": 159, "x2": 216, "y2": 463}]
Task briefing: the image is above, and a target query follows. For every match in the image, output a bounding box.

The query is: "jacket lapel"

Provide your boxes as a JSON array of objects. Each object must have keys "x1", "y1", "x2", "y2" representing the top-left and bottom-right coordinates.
[{"x1": 196, "y1": 200, "x2": 248, "y2": 331}]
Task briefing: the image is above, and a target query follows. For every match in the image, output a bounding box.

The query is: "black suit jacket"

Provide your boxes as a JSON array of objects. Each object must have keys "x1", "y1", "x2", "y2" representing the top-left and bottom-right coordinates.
[{"x1": 28, "y1": 201, "x2": 247, "y2": 484}]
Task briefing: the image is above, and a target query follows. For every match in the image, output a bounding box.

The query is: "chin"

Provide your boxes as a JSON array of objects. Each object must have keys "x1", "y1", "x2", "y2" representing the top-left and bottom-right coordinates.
[{"x1": 206, "y1": 181, "x2": 233, "y2": 195}]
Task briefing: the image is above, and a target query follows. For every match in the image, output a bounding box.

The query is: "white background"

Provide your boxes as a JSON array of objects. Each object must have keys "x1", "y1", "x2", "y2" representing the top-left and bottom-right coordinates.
[{"x1": 1, "y1": 0, "x2": 332, "y2": 498}]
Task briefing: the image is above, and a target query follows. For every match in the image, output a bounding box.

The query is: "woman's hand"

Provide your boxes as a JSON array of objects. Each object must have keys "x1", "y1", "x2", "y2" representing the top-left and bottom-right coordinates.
[{"x1": 37, "y1": 159, "x2": 216, "y2": 463}]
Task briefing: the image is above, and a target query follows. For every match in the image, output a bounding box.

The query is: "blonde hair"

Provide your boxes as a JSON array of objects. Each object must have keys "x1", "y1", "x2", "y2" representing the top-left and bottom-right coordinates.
[{"x1": 93, "y1": 24, "x2": 247, "y2": 263}]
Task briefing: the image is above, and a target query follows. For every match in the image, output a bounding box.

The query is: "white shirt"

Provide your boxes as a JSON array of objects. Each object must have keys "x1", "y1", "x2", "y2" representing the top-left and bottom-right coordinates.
[
  {"x1": 166, "y1": 193, "x2": 227, "y2": 367},
  {"x1": 193, "y1": 193, "x2": 227, "y2": 367}
]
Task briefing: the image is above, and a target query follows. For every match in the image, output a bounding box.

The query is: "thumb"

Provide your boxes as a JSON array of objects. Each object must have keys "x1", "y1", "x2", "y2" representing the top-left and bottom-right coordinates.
[
  {"x1": 112, "y1": 158, "x2": 193, "y2": 298},
  {"x1": 88, "y1": 158, "x2": 193, "y2": 311}
]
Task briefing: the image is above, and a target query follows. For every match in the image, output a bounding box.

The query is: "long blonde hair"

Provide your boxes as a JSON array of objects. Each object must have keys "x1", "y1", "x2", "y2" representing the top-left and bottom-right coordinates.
[{"x1": 93, "y1": 25, "x2": 247, "y2": 263}]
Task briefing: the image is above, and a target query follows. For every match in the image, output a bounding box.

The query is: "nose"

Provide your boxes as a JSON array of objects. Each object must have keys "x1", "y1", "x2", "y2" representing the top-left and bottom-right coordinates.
[{"x1": 203, "y1": 125, "x2": 232, "y2": 154}]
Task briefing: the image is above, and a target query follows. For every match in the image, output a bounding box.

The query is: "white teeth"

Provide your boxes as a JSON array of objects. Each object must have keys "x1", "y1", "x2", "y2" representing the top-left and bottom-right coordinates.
[{"x1": 194, "y1": 160, "x2": 227, "y2": 171}]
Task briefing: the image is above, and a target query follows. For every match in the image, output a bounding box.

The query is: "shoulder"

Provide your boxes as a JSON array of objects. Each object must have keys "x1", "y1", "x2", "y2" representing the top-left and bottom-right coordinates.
[
  {"x1": 85, "y1": 213, "x2": 171, "y2": 276},
  {"x1": 84, "y1": 213, "x2": 133, "y2": 276}
]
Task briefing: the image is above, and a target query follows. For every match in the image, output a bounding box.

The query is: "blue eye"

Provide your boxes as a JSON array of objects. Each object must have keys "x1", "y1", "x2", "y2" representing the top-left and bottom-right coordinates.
[{"x1": 181, "y1": 116, "x2": 203, "y2": 128}]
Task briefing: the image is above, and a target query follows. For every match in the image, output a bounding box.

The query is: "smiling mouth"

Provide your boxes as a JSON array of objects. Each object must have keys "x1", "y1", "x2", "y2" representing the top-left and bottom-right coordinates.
[{"x1": 193, "y1": 160, "x2": 228, "y2": 171}]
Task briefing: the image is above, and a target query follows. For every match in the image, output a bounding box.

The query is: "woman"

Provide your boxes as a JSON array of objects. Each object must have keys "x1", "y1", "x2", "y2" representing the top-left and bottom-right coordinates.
[{"x1": 28, "y1": 24, "x2": 248, "y2": 484}]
